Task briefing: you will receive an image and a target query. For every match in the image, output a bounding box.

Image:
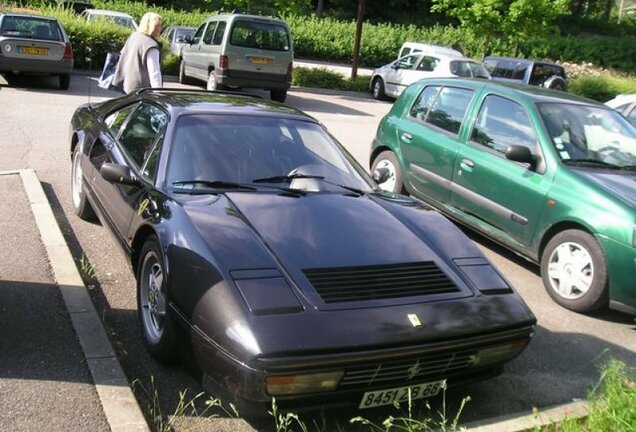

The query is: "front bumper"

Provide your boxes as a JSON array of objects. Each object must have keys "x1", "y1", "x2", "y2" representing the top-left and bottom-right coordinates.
[
  {"x1": 194, "y1": 324, "x2": 534, "y2": 411},
  {"x1": 600, "y1": 235, "x2": 636, "y2": 315}
]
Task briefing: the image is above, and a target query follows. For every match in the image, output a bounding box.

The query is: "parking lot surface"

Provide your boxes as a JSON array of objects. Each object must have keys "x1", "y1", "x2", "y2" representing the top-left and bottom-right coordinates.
[{"x1": 0, "y1": 73, "x2": 634, "y2": 430}]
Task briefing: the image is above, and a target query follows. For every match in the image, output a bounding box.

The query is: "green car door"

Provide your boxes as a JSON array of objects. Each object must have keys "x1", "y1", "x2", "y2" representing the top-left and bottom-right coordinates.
[
  {"x1": 396, "y1": 84, "x2": 475, "y2": 205},
  {"x1": 449, "y1": 93, "x2": 555, "y2": 251}
]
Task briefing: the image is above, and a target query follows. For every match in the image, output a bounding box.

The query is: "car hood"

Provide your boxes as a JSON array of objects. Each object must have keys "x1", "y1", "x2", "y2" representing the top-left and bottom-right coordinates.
[{"x1": 572, "y1": 168, "x2": 636, "y2": 208}]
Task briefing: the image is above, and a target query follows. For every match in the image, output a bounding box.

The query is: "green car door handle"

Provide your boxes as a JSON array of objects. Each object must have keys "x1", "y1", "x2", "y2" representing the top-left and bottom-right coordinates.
[
  {"x1": 400, "y1": 132, "x2": 413, "y2": 143},
  {"x1": 460, "y1": 158, "x2": 474, "y2": 170}
]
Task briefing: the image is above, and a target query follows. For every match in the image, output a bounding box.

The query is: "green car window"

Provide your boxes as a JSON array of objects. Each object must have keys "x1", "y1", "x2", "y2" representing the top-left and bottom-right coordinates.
[
  {"x1": 471, "y1": 95, "x2": 537, "y2": 155},
  {"x1": 411, "y1": 86, "x2": 473, "y2": 135}
]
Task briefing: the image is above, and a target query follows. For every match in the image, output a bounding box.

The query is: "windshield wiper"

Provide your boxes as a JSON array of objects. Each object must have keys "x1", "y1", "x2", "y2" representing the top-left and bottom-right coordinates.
[
  {"x1": 562, "y1": 159, "x2": 620, "y2": 169},
  {"x1": 252, "y1": 174, "x2": 325, "y2": 183},
  {"x1": 172, "y1": 180, "x2": 256, "y2": 191}
]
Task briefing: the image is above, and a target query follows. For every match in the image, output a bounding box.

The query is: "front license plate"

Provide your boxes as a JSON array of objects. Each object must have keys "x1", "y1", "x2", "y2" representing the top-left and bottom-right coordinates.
[
  {"x1": 18, "y1": 46, "x2": 48, "y2": 55},
  {"x1": 249, "y1": 56, "x2": 272, "y2": 64},
  {"x1": 359, "y1": 380, "x2": 444, "y2": 409}
]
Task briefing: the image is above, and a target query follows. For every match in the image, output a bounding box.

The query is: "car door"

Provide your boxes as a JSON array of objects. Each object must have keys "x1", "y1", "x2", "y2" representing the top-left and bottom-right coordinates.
[
  {"x1": 94, "y1": 102, "x2": 168, "y2": 241},
  {"x1": 182, "y1": 22, "x2": 207, "y2": 80},
  {"x1": 396, "y1": 84, "x2": 475, "y2": 205},
  {"x1": 383, "y1": 54, "x2": 420, "y2": 97},
  {"x1": 449, "y1": 93, "x2": 551, "y2": 248}
]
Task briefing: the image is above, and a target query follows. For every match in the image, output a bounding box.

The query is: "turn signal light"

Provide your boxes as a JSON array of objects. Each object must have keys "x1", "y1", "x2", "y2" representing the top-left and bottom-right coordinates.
[
  {"x1": 266, "y1": 371, "x2": 343, "y2": 396},
  {"x1": 472, "y1": 340, "x2": 528, "y2": 367},
  {"x1": 63, "y1": 42, "x2": 73, "y2": 59}
]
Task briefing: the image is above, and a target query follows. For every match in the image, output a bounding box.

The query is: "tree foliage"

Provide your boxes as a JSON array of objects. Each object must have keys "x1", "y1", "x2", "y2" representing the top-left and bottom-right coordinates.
[{"x1": 431, "y1": 0, "x2": 569, "y2": 54}]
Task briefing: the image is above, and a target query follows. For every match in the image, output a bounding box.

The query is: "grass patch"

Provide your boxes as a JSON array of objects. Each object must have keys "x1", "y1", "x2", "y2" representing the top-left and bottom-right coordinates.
[
  {"x1": 292, "y1": 67, "x2": 370, "y2": 93},
  {"x1": 569, "y1": 74, "x2": 636, "y2": 103}
]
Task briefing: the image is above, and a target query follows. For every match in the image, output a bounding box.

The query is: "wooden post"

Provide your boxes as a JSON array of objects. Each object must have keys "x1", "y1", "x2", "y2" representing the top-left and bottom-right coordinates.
[{"x1": 351, "y1": 0, "x2": 366, "y2": 79}]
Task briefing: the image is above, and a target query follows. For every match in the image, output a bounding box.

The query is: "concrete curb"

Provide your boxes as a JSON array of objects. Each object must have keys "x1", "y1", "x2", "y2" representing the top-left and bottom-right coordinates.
[
  {"x1": 461, "y1": 400, "x2": 590, "y2": 431},
  {"x1": 2, "y1": 169, "x2": 150, "y2": 432}
]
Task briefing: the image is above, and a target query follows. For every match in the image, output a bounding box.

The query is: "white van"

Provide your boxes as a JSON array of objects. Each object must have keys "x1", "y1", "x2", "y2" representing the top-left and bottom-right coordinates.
[
  {"x1": 398, "y1": 42, "x2": 463, "y2": 59},
  {"x1": 179, "y1": 13, "x2": 293, "y2": 102}
]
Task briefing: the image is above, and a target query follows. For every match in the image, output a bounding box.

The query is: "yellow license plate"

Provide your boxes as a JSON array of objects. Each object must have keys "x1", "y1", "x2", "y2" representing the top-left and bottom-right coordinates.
[
  {"x1": 250, "y1": 56, "x2": 272, "y2": 64},
  {"x1": 19, "y1": 46, "x2": 48, "y2": 55}
]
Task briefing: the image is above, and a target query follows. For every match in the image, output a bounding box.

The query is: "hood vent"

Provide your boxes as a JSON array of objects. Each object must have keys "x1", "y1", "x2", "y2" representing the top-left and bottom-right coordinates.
[{"x1": 304, "y1": 261, "x2": 459, "y2": 304}]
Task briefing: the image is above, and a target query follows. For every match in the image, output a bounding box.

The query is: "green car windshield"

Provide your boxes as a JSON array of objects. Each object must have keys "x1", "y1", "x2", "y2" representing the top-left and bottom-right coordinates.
[{"x1": 539, "y1": 102, "x2": 636, "y2": 167}]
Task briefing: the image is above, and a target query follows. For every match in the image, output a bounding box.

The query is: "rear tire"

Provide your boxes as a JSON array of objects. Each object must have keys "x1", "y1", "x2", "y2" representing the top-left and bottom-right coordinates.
[
  {"x1": 372, "y1": 77, "x2": 387, "y2": 100},
  {"x1": 540, "y1": 229, "x2": 608, "y2": 313},
  {"x1": 178, "y1": 59, "x2": 191, "y2": 85},
  {"x1": 270, "y1": 88, "x2": 287, "y2": 103},
  {"x1": 137, "y1": 235, "x2": 179, "y2": 363},
  {"x1": 59, "y1": 73, "x2": 70, "y2": 90},
  {"x1": 371, "y1": 150, "x2": 404, "y2": 193},
  {"x1": 206, "y1": 70, "x2": 218, "y2": 91}
]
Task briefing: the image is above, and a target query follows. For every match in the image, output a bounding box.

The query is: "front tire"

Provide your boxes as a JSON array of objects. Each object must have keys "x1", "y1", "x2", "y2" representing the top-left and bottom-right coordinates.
[
  {"x1": 372, "y1": 77, "x2": 387, "y2": 100},
  {"x1": 71, "y1": 146, "x2": 95, "y2": 220},
  {"x1": 371, "y1": 150, "x2": 404, "y2": 193},
  {"x1": 540, "y1": 229, "x2": 608, "y2": 313},
  {"x1": 179, "y1": 59, "x2": 191, "y2": 85},
  {"x1": 137, "y1": 235, "x2": 178, "y2": 363}
]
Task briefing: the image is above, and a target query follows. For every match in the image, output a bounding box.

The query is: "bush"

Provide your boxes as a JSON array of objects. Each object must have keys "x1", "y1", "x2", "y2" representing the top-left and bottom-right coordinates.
[
  {"x1": 292, "y1": 67, "x2": 369, "y2": 93},
  {"x1": 569, "y1": 75, "x2": 636, "y2": 102}
]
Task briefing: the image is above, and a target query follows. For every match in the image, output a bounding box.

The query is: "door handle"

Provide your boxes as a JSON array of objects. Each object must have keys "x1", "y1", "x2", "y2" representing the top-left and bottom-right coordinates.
[
  {"x1": 400, "y1": 132, "x2": 413, "y2": 143},
  {"x1": 460, "y1": 158, "x2": 474, "y2": 168}
]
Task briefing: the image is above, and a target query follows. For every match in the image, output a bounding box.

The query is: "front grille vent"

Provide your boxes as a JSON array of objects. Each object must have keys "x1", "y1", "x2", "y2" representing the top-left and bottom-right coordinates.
[
  {"x1": 303, "y1": 261, "x2": 459, "y2": 303},
  {"x1": 339, "y1": 349, "x2": 475, "y2": 389}
]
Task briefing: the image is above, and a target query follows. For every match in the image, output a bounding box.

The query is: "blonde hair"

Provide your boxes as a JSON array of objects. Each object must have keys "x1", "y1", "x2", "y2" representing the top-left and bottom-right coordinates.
[{"x1": 138, "y1": 12, "x2": 162, "y2": 36}]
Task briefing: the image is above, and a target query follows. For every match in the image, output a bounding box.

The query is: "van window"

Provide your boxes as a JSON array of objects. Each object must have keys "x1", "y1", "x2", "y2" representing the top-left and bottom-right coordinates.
[
  {"x1": 202, "y1": 21, "x2": 217, "y2": 44},
  {"x1": 191, "y1": 23, "x2": 205, "y2": 44},
  {"x1": 212, "y1": 21, "x2": 226, "y2": 45},
  {"x1": 230, "y1": 19, "x2": 290, "y2": 51}
]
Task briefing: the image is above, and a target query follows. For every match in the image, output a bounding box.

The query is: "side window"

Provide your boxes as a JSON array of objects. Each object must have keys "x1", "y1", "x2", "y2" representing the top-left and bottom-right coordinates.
[
  {"x1": 140, "y1": 138, "x2": 162, "y2": 182},
  {"x1": 425, "y1": 87, "x2": 473, "y2": 135},
  {"x1": 416, "y1": 56, "x2": 439, "y2": 72},
  {"x1": 511, "y1": 63, "x2": 528, "y2": 80},
  {"x1": 398, "y1": 47, "x2": 410, "y2": 58},
  {"x1": 202, "y1": 21, "x2": 216, "y2": 44},
  {"x1": 105, "y1": 104, "x2": 137, "y2": 138},
  {"x1": 395, "y1": 54, "x2": 419, "y2": 70},
  {"x1": 409, "y1": 86, "x2": 441, "y2": 122},
  {"x1": 212, "y1": 21, "x2": 226, "y2": 45},
  {"x1": 192, "y1": 23, "x2": 205, "y2": 44},
  {"x1": 118, "y1": 103, "x2": 168, "y2": 170},
  {"x1": 471, "y1": 95, "x2": 537, "y2": 155}
]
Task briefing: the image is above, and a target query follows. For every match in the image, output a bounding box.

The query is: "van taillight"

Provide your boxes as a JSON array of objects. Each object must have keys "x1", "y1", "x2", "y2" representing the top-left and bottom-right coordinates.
[
  {"x1": 219, "y1": 55, "x2": 228, "y2": 69},
  {"x1": 63, "y1": 42, "x2": 73, "y2": 59}
]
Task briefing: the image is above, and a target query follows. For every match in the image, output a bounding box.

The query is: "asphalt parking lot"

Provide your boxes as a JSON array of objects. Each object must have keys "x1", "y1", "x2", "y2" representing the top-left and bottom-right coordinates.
[{"x1": 0, "y1": 72, "x2": 634, "y2": 431}]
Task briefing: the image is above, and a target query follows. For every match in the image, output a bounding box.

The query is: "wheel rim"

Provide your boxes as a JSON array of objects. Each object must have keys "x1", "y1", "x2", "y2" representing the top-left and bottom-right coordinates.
[
  {"x1": 546, "y1": 241, "x2": 594, "y2": 300},
  {"x1": 374, "y1": 158, "x2": 397, "y2": 192},
  {"x1": 373, "y1": 79, "x2": 381, "y2": 98},
  {"x1": 71, "y1": 150, "x2": 83, "y2": 209},
  {"x1": 140, "y1": 252, "x2": 166, "y2": 344},
  {"x1": 206, "y1": 72, "x2": 217, "y2": 91}
]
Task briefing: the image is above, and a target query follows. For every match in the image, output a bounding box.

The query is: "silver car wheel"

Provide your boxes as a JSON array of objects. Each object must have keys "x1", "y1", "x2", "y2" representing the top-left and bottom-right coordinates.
[
  {"x1": 546, "y1": 241, "x2": 593, "y2": 300},
  {"x1": 206, "y1": 71, "x2": 217, "y2": 91},
  {"x1": 374, "y1": 158, "x2": 397, "y2": 192},
  {"x1": 71, "y1": 150, "x2": 83, "y2": 209},
  {"x1": 139, "y1": 252, "x2": 166, "y2": 344}
]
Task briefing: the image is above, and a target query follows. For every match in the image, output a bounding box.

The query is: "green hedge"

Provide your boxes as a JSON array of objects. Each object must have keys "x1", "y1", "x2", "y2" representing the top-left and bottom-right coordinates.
[{"x1": 5, "y1": 2, "x2": 636, "y2": 74}]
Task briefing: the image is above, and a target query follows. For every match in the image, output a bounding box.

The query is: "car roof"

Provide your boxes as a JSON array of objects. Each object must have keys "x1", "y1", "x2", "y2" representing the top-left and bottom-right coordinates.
[
  {"x1": 1, "y1": 12, "x2": 59, "y2": 20},
  {"x1": 414, "y1": 78, "x2": 599, "y2": 105},
  {"x1": 129, "y1": 89, "x2": 317, "y2": 120},
  {"x1": 203, "y1": 13, "x2": 289, "y2": 24},
  {"x1": 86, "y1": 9, "x2": 133, "y2": 17}
]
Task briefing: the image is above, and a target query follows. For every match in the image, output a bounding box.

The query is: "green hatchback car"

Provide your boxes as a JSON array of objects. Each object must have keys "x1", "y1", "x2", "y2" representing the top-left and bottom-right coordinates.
[{"x1": 371, "y1": 78, "x2": 636, "y2": 315}]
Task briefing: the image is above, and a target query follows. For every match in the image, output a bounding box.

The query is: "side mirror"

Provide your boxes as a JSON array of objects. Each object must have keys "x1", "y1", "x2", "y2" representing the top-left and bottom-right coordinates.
[
  {"x1": 184, "y1": 35, "x2": 193, "y2": 44},
  {"x1": 100, "y1": 163, "x2": 140, "y2": 187},
  {"x1": 373, "y1": 167, "x2": 390, "y2": 184},
  {"x1": 505, "y1": 145, "x2": 536, "y2": 167}
]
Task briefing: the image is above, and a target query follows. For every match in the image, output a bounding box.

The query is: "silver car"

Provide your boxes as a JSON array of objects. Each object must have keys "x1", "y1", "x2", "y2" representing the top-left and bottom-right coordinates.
[
  {"x1": 0, "y1": 13, "x2": 74, "y2": 89},
  {"x1": 370, "y1": 53, "x2": 490, "y2": 100},
  {"x1": 161, "y1": 25, "x2": 195, "y2": 56}
]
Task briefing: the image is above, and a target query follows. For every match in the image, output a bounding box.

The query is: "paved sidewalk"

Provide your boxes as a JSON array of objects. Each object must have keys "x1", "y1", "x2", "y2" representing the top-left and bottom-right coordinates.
[{"x1": 0, "y1": 170, "x2": 149, "y2": 432}]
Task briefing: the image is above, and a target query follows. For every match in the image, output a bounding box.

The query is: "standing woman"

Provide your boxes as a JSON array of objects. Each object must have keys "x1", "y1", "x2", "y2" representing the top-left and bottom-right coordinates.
[{"x1": 112, "y1": 12, "x2": 163, "y2": 94}]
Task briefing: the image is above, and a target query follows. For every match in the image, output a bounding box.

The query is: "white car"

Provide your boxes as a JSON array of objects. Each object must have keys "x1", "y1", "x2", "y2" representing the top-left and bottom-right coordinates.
[
  {"x1": 605, "y1": 94, "x2": 636, "y2": 127},
  {"x1": 80, "y1": 9, "x2": 137, "y2": 30},
  {"x1": 370, "y1": 53, "x2": 491, "y2": 100}
]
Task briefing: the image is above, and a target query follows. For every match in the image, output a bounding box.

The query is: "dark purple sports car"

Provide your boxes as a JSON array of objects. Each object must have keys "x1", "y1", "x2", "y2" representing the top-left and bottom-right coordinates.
[{"x1": 69, "y1": 88, "x2": 536, "y2": 412}]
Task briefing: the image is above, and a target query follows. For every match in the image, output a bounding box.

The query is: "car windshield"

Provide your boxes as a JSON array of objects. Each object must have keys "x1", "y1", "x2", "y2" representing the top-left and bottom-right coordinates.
[
  {"x1": 90, "y1": 14, "x2": 135, "y2": 29},
  {"x1": 166, "y1": 114, "x2": 376, "y2": 193},
  {"x1": 0, "y1": 16, "x2": 62, "y2": 41},
  {"x1": 539, "y1": 102, "x2": 636, "y2": 167}
]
